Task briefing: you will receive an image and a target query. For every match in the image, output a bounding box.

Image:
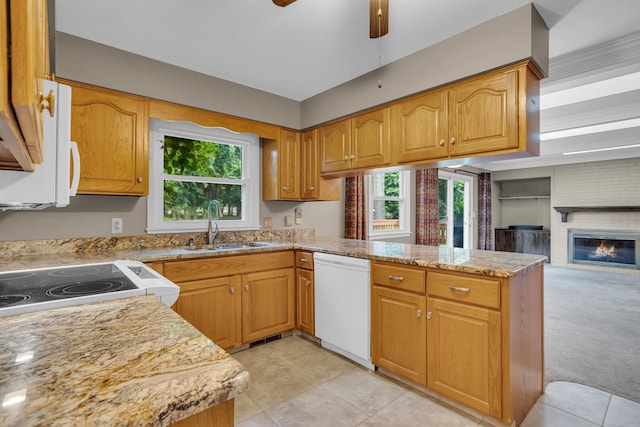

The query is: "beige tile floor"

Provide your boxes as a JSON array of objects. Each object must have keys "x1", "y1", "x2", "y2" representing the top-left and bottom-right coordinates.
[{"x1": 232, "y1": 335, "x2": 640, "y2": 426}]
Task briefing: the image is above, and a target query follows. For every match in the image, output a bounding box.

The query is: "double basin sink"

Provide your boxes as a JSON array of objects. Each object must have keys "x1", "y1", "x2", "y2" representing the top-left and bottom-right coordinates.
[{"x1": 179, "y1": 241, "x2": 276, "y2": 254}]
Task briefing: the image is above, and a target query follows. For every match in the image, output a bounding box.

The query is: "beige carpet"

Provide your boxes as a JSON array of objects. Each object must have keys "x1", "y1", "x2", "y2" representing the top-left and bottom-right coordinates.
[{"x1": 544, "y1": 264, "x2": 640, "y2": 403}]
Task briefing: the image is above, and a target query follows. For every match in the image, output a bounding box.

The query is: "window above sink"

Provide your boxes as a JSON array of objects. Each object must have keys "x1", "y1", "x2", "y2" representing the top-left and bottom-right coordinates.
[{"x1": 147, "y1": 120, "x2": 260, "y2": 234}]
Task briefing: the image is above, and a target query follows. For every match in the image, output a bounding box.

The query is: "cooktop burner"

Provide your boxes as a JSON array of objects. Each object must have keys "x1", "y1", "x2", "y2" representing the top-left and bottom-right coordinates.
[
  {"x1": 0, "y1": 294, "x2": 31, "y2": 308},
  {"x1": 0, "y1": 263, "x2": 138, "y2": 306}
]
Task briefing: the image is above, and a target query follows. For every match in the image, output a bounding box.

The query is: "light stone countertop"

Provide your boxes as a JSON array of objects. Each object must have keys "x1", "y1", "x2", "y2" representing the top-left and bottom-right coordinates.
[
  {"x1": 0, "y1": 295, "x2": 250, "y2": 427},
  {"x1": 0, "y1": 235, "x2": 547, "y2": 278}
]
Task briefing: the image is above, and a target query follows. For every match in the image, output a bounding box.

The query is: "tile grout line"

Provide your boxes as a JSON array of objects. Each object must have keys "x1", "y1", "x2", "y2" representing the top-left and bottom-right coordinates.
[{"x1": 600, "y1": 393, "x2": 613, "y2": 427}]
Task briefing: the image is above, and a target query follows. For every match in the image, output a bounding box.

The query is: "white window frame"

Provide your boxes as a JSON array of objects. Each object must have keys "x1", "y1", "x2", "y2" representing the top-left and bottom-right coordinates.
[
  {"x1": 438, "y1": 170, "x2": 474, "y2": 249},
  {"x1": 147, "y1": 119, "x2": 260, "y2": 234},
  {"x1": 366, "y1": 170, "x2": 411, "y2": 240}
]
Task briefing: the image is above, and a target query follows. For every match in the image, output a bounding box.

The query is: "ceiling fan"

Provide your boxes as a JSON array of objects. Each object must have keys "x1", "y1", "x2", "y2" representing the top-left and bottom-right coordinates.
[{"x1": 272, "y1": 0, "x2": 389, "y2": 39}]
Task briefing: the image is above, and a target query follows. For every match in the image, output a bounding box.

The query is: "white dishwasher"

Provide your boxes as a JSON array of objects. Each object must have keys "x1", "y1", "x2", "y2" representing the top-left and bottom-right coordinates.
[{"x1": 313, "y1": 252, "x2": 373, "y2": 370}]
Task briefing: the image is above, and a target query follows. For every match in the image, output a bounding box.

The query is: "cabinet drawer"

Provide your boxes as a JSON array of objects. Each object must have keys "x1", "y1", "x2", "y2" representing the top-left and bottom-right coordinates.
[
  {"x1": 427, "y1": 272, "x2": 500, "y2": 309},
  {"x1": 295, "y1": 251, "x2": 314, "y2": 270},
  {"x1": 372, "y1": 262, "x2": 426, "y2": 294}
]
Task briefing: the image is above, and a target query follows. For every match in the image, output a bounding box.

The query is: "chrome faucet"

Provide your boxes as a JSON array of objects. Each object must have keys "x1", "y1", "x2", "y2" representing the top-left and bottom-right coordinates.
[{"x1": 207, "y1": 199, "x2": 222, "y2": 247}]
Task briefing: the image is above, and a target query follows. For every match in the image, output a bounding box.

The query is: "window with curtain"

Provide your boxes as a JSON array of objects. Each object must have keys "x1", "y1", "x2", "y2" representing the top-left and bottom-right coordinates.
[{"x1": 367, "y1": 170, "x2": 411, "y2": 239}]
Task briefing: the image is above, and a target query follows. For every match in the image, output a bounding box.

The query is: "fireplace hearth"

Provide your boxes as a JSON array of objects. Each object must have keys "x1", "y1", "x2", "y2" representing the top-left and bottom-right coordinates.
[{"x1": 568, "y1": 229, "x2": 639, "y2": 269}]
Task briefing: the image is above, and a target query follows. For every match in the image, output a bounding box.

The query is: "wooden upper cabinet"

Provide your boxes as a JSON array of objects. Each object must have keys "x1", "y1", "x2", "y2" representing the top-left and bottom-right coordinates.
[
  {"x1": 320, "y1": 108, "x2": 391, "y2": 174},
  {"x1": 448, "y1": 67, "x2": 518, "y2": 157},
  {"x1": 301, "y1": 129, "x2": 340, "y2": 200},
  {"x1": 319, "y1": 119, "x2": 351, "y2": 173},
  {"x1": 392, "y1": 90, "x2": 448, "y2": 163},
  {"x1": 278, "y1": 129, "x2": 301, "y2": 199},
  {"x1": 301, "y1": 129, "x2": 319, "y2": 199},
  {"x1": 66, "y1": 81, "x2": 149, "y2": 195},
  {"x1": 351, "y1": 108, "x2": 391, "y2": 169},
  {"x1": 1, "y1": 0, "x2": 49, "y2": 169}
]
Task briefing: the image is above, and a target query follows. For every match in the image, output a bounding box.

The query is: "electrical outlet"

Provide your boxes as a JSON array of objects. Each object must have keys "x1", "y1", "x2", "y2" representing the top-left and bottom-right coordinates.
[
  {"x1": 112, "y1": 218, "x2": 123, "y2": 234},
  {"x1": 285, "y1": 215, "x2": 293, "y2": 226}
]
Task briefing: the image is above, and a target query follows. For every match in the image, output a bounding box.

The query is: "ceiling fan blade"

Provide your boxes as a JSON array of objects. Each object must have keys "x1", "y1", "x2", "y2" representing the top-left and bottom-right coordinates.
[
  {"x1": 273, "y1": 0, "x2": 297, "y2": 6},
  {"x1": 370, "y1": 0, "x2": 389, "y2": 38}
]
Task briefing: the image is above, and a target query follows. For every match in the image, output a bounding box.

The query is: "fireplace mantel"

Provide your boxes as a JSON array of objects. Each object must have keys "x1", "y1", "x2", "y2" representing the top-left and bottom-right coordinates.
[{"x1": 554, "y1": 206, "x2": 640, "y2": 222}]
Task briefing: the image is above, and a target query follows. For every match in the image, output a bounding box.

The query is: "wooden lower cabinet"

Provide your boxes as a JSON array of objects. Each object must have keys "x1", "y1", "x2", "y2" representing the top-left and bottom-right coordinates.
[
  {"x1": 370, "y1": 262, "x2": 543, "y2": 426},
  {"x1": 296, "y1": 268, "x2": 315, "y2": 335},
  {"x1": 426, "y1": 297, "x2": 502, "y2": 419},
  {"x1": 242, "y1": 268, "x2": 295, "y2": 343},
  {"x1": 174, "y1": 276, "x2": 242, "y2": 350},
  {"x1": 371, "y1": 285, "x2": 426, "y2": 386},
  {"x1": 164, "y1": 252, "x2": 296, "y2": 348}
]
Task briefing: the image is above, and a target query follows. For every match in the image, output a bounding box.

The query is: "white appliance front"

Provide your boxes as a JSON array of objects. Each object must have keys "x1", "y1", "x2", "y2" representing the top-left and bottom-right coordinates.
[
  {"x1": 0, "y1": 80, "x2": 80, "y2": 210},
  {"x1": 314, "y1": 252, "x2": 373, "y2": 369}
]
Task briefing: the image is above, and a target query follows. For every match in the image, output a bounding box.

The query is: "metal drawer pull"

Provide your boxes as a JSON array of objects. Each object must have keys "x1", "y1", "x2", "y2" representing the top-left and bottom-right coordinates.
[
  {"x1": 449, "y1": 286, "x2": 470, "y2": 293},
  {"x1": 230, "y1": 286, "x2": 235, "y2": 294},
  {"x1": 417, "y1": 309, "x2": 422, "y2": 318},
  {"x1": 299, "y1": 258, "x2": 309, "y2": 263},
  {"x1": 244, "y1": 284, "x2": 250, "y2": 292},
  {"x1": 388, "y1": 275, "x2": 404, "y2": 281}
]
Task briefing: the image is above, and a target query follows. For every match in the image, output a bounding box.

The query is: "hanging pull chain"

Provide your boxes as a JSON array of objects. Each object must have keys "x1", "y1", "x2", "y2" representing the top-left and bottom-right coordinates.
[{"x1": 377, "y1": 3, "x2": 383, "y2": 88}]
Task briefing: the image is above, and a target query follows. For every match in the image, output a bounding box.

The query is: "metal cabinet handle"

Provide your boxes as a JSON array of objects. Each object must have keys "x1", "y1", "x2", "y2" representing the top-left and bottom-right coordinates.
[
  {"x1": 417, "y1": 309, "x2": 422, "y2": 318},
  {"x1": 449, "y1": 286, "x2": 470, "y2": 293},
  {"x1": 344, "y1": 156, "x2": 349, "y2": 161},
  {"x1": 244, "y1": 284, "x2": 250, "y2": 292},
  {"x1": 439, "y1": 139, "x2": 445, "y2": 146},
  {"x1": 309, "y1": 186, "x2": 315, "y2": 191},
  {"x1": 350, "y1": 155, "x2": 355, "y2": 160},
  {"x1": 450, "y1": 137, "x2": 456, "y2": 145},
  {"x1": 306, "y1": 279, "x2": 311, "y2": 286},
  {"x1": 282, "y1": 186, "x2": 288, "y2": 191},
  {"x1": 137, "y1": 176, "x2": 144, "y2": 183},
  {"x1": 427, "y1": 311, "x2": 432, "y2": 320},
  {"x1": 40, "y1": 90, "x2": 55, "y2": 117},
  {"x1": 388, "y1": 275, "x2": 404, "y2": 281},
  {"x1": 230, "y1": 286, "x2": 235, "y2": 294},
  {"x1": 299, "y1": 258, "x2": 309, "y2": 263}
]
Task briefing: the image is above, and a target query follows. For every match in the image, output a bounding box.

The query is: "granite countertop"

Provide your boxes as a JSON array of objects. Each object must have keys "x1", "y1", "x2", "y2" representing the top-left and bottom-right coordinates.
[
  {"x1": 0, "y1": 235, "x2": 546, "y2": 278},
  {"x1": 0, "y1": 295, "x2": 250, "y2": 427}
]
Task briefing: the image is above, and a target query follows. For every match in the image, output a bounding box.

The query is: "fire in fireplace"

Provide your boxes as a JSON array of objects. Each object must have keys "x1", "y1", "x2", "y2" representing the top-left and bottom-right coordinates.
[{"x1": 568, "y1": 229, "x2": 639, "y2": 269}]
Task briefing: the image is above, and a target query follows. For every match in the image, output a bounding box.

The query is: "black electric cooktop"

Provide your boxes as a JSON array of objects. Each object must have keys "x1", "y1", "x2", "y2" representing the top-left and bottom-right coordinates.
[{"x1": 0, "y1": 263, "x2": 139, "y2": 309}]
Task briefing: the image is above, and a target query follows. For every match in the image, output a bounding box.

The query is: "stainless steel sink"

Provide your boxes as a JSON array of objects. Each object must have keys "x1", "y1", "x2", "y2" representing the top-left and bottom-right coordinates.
[{"x1": 180, "y1": 242, "x2": 272, "y2": 252}]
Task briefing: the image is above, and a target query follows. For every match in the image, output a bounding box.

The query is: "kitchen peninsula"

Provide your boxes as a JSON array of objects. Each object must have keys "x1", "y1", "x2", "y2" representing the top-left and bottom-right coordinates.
[{"x1": 0, "y1": 232, "x2": 545, "y2": 426}]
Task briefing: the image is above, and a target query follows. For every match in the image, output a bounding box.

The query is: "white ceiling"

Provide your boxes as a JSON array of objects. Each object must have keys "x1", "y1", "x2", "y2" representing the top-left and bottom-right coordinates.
[{"x1": 55, "y1": 0, "x2": 640, "y2": 171}]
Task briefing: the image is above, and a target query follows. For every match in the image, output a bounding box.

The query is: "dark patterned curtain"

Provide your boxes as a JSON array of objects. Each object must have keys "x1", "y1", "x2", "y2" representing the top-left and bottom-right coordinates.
[
  {"x1": 416, "y1": 169, "x2": 440, "y2": 246},
  {"x1": 345, "y1": 175, "x2": 367, "y2": 240},
  {"x1": 478, "y1": 172, "x2": 493, "y2": 250}
]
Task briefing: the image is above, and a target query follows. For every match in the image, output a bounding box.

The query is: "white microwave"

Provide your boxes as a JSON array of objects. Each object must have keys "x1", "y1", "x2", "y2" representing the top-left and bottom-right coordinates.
[{"x1": 0, "y1": 80, "x2": 80, "y2": 210}]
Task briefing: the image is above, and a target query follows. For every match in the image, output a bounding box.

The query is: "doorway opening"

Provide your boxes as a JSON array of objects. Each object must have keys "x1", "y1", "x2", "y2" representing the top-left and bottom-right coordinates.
[{"x1": 438, "y1": 171, "x2": 473, "y2": 249}]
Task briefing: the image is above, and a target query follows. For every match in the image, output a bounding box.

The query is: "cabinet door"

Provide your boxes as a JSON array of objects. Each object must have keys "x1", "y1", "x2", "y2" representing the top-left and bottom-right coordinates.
[
  {"x1": 393, "y1": 90, "x2": 448, "y2": 163},
  {"x1": 319, "y1": 119, "x2": 351, "y2": 173},
  {"x1": 372, "y1": 286, "x2": 427, "y2": 386},
  {"x1": 242, "y1": 268, "x2": 295, "y2": 343},
  {"x1": 278, "y1": 129, "x2": 300, "y2": 199},
  {"x1": 427, "y1": 297, "x2": 501, "y2": 419},
  {"x1": 448, "y1": 68, "x2": 518, "y2": 157},
  {"x1": 10, "y1": 0, "x2": 49, "y2": 164},
  {"x1": 68, "y1": 82, "x2": 149, "y2": 195},
  {"x1": 301, "y1": 129, "x2": 319, "y2": 199},
  {"x1": 296, "y1": 268, "x2": 315, "y2": 336},
  {"x1": 174, "y1": 276, "x2": 242, "y2": 350},
  {"x1": 351, "y1": 108, "x2": 391, "y2": 169}
]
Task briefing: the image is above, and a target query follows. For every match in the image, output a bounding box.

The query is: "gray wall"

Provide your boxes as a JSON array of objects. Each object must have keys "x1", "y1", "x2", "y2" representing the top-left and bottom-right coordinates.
[
  {"x1": 0, "y1": 5, "x2": 548, "y2": 242},
  {"x1": 301, "y1": 4, "x2": 549, "y2": 127}
]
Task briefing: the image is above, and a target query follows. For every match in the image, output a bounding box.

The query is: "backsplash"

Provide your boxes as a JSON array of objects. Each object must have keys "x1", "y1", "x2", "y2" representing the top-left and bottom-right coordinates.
[{"x1": 0, "y1": 228, "x2": 315, "y2": 258}]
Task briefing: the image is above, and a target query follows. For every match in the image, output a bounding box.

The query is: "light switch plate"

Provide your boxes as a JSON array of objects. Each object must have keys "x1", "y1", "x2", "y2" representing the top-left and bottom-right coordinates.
[
  {"x1": 285, "y1": 215, "x2": 293, "y2": 226},
  {"x1": 263, "y1": 217, "x2": 273, "y2": 229}
]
